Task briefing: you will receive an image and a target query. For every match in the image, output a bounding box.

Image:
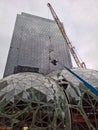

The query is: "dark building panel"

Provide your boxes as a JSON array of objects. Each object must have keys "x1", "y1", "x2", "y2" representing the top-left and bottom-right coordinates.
[
  {"x1": 4, "y1": 12, "x2": 72, "y2": 77},
  {"x1": 14, "y1": 66, "x2": 39, "y2": 74}
]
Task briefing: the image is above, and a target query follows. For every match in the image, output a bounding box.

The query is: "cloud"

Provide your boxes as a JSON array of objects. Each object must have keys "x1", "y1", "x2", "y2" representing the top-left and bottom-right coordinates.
[{"x1": 58, "y1": 0, "x2": 98, "y2": 69}]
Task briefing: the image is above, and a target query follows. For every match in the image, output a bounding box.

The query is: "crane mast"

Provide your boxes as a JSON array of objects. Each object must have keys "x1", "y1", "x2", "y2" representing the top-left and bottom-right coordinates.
[{"x1": 47, "y1": 3, "x2": 86, "y2": 68}]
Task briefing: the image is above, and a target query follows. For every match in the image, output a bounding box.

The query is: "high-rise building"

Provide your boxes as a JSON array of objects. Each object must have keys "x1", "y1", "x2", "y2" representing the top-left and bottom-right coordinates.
[
  {"x1": 1, "y1": 12, "x2": 98, "y2": 130},
  {"x1": 4, "y1": 12, "x2": 72, "y2": 77}
]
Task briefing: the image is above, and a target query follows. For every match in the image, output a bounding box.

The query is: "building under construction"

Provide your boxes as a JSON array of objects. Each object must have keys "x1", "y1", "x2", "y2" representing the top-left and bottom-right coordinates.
[{"x1": 0, "y1": 4, "x2": 98, "y2": 130}]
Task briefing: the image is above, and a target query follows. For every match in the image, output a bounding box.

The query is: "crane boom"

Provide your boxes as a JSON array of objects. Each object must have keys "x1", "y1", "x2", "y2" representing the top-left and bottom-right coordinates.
[{"x1": 47, "y1": 3, "x2": 86, "y2": 68}]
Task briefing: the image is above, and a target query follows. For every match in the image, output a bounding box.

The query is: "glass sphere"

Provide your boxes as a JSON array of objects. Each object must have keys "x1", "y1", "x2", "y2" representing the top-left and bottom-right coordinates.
[
  {"x1": 49, "y1": 68, "x2": 98, "y2": 130},
  {"x1": 0, "y1": 72, "x2": 70, "y2": 130}
]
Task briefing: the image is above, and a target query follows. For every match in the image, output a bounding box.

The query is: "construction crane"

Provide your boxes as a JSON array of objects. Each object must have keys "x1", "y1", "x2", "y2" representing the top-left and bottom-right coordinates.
[{"x1": 47, "y1": 3, "x2": 86, "y2": 68}]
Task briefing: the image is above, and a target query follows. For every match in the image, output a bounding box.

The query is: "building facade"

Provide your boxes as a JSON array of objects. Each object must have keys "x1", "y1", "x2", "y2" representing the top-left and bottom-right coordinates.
[
  {"x1": 1, "y1": 12, "x2": 98, "y2": 130},
  {"x1": 4, "y1": 12, "x2": 72, "y2": 77}
]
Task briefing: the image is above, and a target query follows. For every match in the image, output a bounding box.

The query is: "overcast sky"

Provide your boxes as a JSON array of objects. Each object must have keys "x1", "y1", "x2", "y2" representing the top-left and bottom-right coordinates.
[{"x1": 0, "y1": 0, "x2": 98, "y2": 79}]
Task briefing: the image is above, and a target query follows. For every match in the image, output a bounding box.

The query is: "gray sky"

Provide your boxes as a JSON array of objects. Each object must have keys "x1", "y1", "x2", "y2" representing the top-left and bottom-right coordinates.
[{"x1": 0, "y1": 0, "x2": 98, "y2": 79}]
